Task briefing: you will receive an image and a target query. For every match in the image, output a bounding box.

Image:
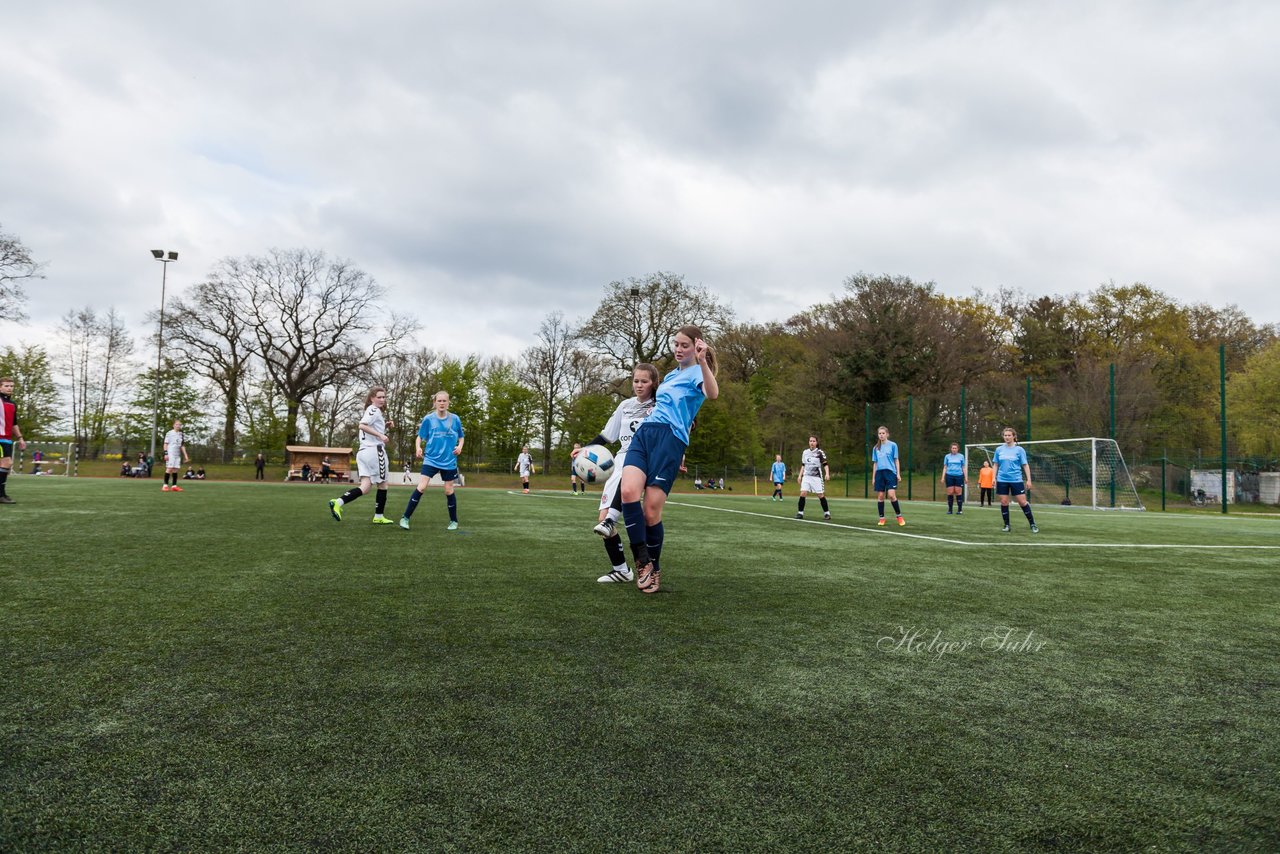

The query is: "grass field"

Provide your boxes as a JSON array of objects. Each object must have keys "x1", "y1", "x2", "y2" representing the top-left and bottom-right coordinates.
[{"x1": 3, "y1": 477, "x2": 1278, "y2": 851}]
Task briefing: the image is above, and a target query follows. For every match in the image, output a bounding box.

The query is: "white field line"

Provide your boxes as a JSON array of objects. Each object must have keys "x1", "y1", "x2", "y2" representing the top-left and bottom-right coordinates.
[{"x1": 511, "y1": 491, "x2": 1280, "y2": 550}]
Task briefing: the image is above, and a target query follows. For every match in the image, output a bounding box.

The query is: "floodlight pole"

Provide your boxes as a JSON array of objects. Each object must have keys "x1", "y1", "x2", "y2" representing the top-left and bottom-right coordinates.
[{"x1": 148, "y1": 250, "x2": 178, "y2": 468}]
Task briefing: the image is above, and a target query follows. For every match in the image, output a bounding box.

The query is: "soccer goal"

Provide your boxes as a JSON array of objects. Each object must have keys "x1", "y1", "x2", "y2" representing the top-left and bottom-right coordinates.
[
  {"x1": 14, "y1": 442, "x2": 78, "y2": 477},
  {"x1": 965, "y1": 437, "x2": 1144, "y2": 511}
]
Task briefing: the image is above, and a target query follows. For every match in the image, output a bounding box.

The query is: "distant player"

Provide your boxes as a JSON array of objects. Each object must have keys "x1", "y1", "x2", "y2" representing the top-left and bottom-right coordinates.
[
  {"x1": 770, "y1": 454, "x2": 786, "y2": 501},
  {"x1": 570, "y1": 443, "x2": 584, "y2": 494},
  {"x1": 575, "y1": 363, "x2": 659, "y2": 583},
  {"x1": 0, "y1": 377, "x2": 26, "y2": 504},
  {"x1": 515, "y1": 446, "x2": 535, "y2": 494},
  {"x1": 329, "y1": 386, "x2": 395, "y2": 524},
  {"x1": 162, "y1": 420, "x2": 189, "y2": 492},
  {"x1": 872, "y1": 425, "x2": 904, "y2": 526},
  {"x1": 400, "y1": 391, "x2": 465, "y2": 531},
  {"x1": 978, "y1": 460, "x2": 995, "y2": 506},
  {"x1": 994, "y1": 427, "x2": 1038, "y2": 533},
  {"x1": 942, "y1": 442, "x2": 967, "y2": 515},
  {"x1": 795, "y1": 437, "x2": 831, "y2": 520},
  {"x1": 620, "y1": 326, "x2": 719, "y2": 594}
]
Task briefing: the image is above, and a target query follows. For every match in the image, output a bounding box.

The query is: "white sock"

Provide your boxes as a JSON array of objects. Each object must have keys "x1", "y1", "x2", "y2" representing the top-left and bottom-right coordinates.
[{"x1": 607, "y1": 508, "x2": 621, "y2": 523}]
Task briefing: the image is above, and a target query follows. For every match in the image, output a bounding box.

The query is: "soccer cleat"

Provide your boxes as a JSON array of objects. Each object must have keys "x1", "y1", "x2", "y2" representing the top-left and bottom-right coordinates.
[
  {"x1": 162, "y1": 485, "x2": 170, "y2": 491},
  {"x1": 823, "y1": 512, "x2": 831, "y2": 520},
  {"x1": 329, "y1": 499, "x2": 343, "y2": 521},
  {"x1": 640, "y1": 566, "x2": 661, "y2": 594},
  {"x1": 956, "y1": 509, "x2": 963, "y2": 515},
  {"x1": 877, "y1": 518, "x2": 886, "y2": 526},
  {"x1": 170, "y1": 486, "x2": 184, "y2": 492},
  {"x1": 398, "y1": 517, "x2": 410, "y2": 530},
  {"x1": 1030, "y1": 524, "x2": 1039, "y2": 533},
  {"x1": 795, "y1": 512, "x2": 804, "y2": 519},
  {"x1": 372, "y1": 516, "x2": 394, "y2": 524},
  {"x1": 896, "y1": 516, "x2": 905, "y2": 527},
  {"x1": 1002, "y1": 524, "x2": 1011, "y2": 532},
  {"x1": 0, "y1": 495, "x2": 14, "y2": 504},
  {"x1": 447, "y1": 521, "x2": 458, "y2": 531},
  {"x1": 593, "y1": 519, "x2": 616, "y2": 538},
  {"x1": 636, "y1": 561, "x2": 655, "y2": 590},
  {"x1": 598, "y1": 567, "x2": 634, "y2": 583},
  {"x1": 947, "y1": 510, "x2": 953, "y2": 515}
]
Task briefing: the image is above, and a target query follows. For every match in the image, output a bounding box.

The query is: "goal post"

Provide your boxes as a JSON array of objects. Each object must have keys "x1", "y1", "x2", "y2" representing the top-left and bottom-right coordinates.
[
  {"x1": 13, "y1": 442, "x2": 78, "y2": 477},
  {"x1": 964, "y1": 437, "x2": 1144, "y2": 511}
]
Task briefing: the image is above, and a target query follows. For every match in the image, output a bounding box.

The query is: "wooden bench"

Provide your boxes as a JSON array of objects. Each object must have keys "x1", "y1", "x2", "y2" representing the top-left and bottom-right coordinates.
[{"x1": 286, "y1": 468, "x2": 350, "y2": 482}]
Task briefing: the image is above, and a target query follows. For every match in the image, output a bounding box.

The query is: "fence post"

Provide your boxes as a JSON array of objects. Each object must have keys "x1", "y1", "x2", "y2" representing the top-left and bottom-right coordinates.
[
  {"x1": 1110, "y1": 363, "x2": 1117, "y2": 508},
  {"x1": 1026, "y1": 377, "x2": 1032, "y2": 441},
  {"x1": 907, "y1": 395, "x2": 913, "y2": 501},
  {"x1": 960, "y1": 386, "x2": 967, "y2": 449},
  {"x1": 1161, "y1": 449, "x2": 1167, "y2": 513},
  {"x1": 864, "y1": 403, "x2": 871, "y2": 499},
  {"x1": 1220, "y1": 343, "x2": 1228, "y2": 515}
]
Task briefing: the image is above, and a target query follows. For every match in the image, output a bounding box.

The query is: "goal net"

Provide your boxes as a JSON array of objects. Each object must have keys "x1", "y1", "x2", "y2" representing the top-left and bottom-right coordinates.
[
  {"x1": 14, "y1": 442, "x2": 78, "y2": 477},
  {"x1": 964, "y1": 437, "x2": 1144, "y2": 511}
]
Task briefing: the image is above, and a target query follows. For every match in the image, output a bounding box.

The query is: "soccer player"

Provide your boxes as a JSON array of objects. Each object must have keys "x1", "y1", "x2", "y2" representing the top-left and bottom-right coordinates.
[
  {"x1": 770, "y1": 454, "x2": 786, "y2": 501},
  {"x1": 399, "y1": 391, "x2": 465, "y2": 531},
  {"x1": 570, "y1": 443, "x2": 584, "y2": 494},
  {"x1": 994, "y1": 427, "x2": 1038, "y2": 533},
  {"x1": 0, "y1": 377, "x2": 26, "y2": 504},
  {"x1": 329, "y1": 386, "x2": 396, "y2": 524},
  {"x1": 162, "y1": 420, "x2": 190, "y2": 492},
  {"x1": 515, "y1": 445, "x2": 535, "y2": 494},
  {"x1": 619, "y1": 326, "x2": 719, "y2": 594},
  {"x1": 795, "y1": 437, "x2": 831, "y2": 520},
  {"x1": 978, "y1": 459, "x2": 995, "y2": 506},
  {"x1": 872, "y1": 425, "x2": 905, "y2": 526},
  {"x1": 575, "y1": 363, "x2": 659, "y2": 583},
  {"x1": 942, "y1": 442, "x2": 967, "y2": 515}
]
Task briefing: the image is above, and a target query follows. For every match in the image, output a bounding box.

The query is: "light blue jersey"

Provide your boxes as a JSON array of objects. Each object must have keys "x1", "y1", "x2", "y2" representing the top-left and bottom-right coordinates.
[
  {"x1": 771, "y1": 461, "x2": 786, "y2": 482},
  {"x1": 646, "y1": 363, "x2": 705, "y2": 446},
  {"x1": 944, "y1": 452, "x2": 965, "y2": 477},
  {"x1": 872, "y1": 440, "x2": 899, "y2": 472},
  {"x1": 418, "y1": 412, "x2": 465, "y2": 469},
  {"x1": 993, "y1": 444, "x2": 1028, "y2": 482}
]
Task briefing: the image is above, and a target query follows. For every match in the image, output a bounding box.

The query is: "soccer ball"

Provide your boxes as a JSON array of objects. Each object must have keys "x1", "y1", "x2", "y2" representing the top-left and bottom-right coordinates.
[{"x1": 573, "y1": 444, "x2": 615, "y2": 483}]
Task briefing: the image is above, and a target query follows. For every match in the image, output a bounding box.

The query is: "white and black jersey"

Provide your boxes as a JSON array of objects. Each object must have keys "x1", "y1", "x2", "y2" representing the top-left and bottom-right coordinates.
[
  {"x1": 516, "y1": 452, "x2": 534, "y2": 476},
  {"x1": 602, "y1": 396, "x2": 657, "y2": 456},
  {"x1": 359, "y1": 405, "x2": 386, "y2": 450},
  {"x1": 801, "y1": 448, "x2": 828, "y2": 478}
]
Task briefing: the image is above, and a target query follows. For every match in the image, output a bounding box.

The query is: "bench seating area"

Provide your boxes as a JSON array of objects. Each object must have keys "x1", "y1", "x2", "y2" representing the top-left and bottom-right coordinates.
[{"x1": 286, "y1": 468, "x2": 351, "y2": 483}]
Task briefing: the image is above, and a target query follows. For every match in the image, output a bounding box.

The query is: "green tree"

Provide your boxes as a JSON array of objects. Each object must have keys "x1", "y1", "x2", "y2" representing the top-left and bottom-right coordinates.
[
  {"x1": 0, "y1": 344, "x2": 59, "y2": 438},
  {"x1": 127, "y1": 363, "x2": 207, "y2": 460},
  {"x1": 480, "y1": 359, "x2": 538, "y2": 463},
  {"x1": 1228, "y1": 340, "x2": 1280, "y2": 459}
]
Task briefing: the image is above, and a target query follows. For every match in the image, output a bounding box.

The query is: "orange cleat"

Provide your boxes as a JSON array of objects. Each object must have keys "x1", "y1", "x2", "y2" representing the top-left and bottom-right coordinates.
[
  {"x1": 876, "y1": 518, "x2": 886, "y2": 526},
  {"x1": 640, "y1": 567, "x2": 661, "y2": 594},
  {"x1": 897, "y1": 516, "x2": 905, "y2": 527},
  {"x1": 170, "y1": 486, "x2": 184, "y2": 492}
]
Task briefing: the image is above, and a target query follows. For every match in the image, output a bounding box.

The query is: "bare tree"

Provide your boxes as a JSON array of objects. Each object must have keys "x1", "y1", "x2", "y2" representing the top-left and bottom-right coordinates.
[
  {"x1": 0, "y1": 224, "x2": 45, "y2": 321},
  {"x1": 521, "y1": 311, "x2": 577, "y2": 468},
  {"x1": 57, "y1": 308, "x2": 135, "y2": 457},
  {"x1": 160, "y1": 279, "x2": 256, "y2": 462},
  {"x1": 215, "y1": 248, "x2": 417, "y2": 452},
  {"x1": 576, "y1": 272, "x2": 734, "y2": 375}
]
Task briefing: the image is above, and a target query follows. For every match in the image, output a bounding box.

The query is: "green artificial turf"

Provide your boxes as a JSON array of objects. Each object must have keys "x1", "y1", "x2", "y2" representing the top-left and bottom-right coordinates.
[{"x1": 2, "y1": 478, "x2": 1278, "y2": 851}]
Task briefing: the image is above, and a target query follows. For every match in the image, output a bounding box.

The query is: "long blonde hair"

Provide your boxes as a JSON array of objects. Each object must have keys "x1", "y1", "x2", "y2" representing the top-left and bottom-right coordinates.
[
  {"x1": 676, "y1": 324, "x2": 717, "y2": 374},
  {"x1": 364, "y1": 386, "x2": 386, "y2": 407},
  {"x1": 874, "y1": 425, "x2": 890, "y2": 450}
]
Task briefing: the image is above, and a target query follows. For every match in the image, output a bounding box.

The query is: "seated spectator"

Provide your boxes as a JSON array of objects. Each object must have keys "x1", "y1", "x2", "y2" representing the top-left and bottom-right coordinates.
[
  {"x1": 319, "y1": 457, "x2": 333, "y2": 482},
  {"x1": 706, "y1": 477, "x2": 718, "y2": 490},
  {"x1": 301, "y1": 462, "x2": 313, "y2": 481},
  {"x1": 120, "y1": 462, "x2": 132, "y2": 477},
  {"x1": 694, "y1": 477, "x2": 703, "y2": 489},
  {"x1": 195, "y1": 467, "x2": 206, "y2": 479},
  {"x1": 183, "y1": 467, "x2": 196, "y2": 480}
]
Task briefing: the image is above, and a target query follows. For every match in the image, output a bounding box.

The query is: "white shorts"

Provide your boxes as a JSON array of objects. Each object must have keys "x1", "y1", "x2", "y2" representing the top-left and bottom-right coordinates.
[
  {"x1": 800, "y1": 475, "x2": 825, "y2": 494},
  {"x1": 598, "y1": 450, "x2": 627, "y2": 512},
  {"x1": 519, "y1": 465, "x2": 533, "y2": 477},
  {"x1": 356, "y1": 445, "x2": 388, "y2": 483},
  {"x1": 164, "y1": 447, "x2": 183, "y2": 468}
]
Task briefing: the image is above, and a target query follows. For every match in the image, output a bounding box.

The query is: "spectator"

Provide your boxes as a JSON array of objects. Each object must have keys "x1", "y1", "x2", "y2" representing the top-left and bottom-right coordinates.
[
  {"x1": 196, "y1": 467, "x2": 206, "y2": 480},
  {"x1": 301, "y1": 462, "x2": 313, "y2": 482},
  {"x1": 254, "y1": 453, "x2": 266, "y2": 480},
  {"x1": 120, "y1": 461, "x2": 132, "y2": 477},
  {"x1": 319, "y1": 457, "x2": 333, "y2": 483},
  {"x1": 183, "y1": 467, "x2": 196, "y2": 480}
]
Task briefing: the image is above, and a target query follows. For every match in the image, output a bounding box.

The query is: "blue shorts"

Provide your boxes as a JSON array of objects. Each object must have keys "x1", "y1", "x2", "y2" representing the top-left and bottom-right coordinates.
[
  {"x1": 996, "y1": 481, "x2": 1026, "y2": 496},
  {"x1": 874, "y1": 469, "x2": 899, "y2": 493},
  {"x1": 420, "y1": 464, "x2": 460, "y2": 481},
  {"x1": 944, "y1": 474, "x2": 965, "y2": 489},
  {"x1": 626, "y1": 422, "x2": 686, "y2": 495}
]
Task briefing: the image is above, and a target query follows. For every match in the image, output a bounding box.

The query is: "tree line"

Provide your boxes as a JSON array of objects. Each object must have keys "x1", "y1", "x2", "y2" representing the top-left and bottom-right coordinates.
[{"x1": 3, "y1": 238, "x2": 1278, "y2": 471}]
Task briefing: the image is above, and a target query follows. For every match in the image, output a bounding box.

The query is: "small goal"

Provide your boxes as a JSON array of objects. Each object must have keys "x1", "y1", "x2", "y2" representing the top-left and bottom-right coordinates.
[
  {"x1": 965, "y1": 437, "x2": 1144, "y2": 511},
  {"x1": 14, "y1": 442, "x2": 78, "y2": 477}
]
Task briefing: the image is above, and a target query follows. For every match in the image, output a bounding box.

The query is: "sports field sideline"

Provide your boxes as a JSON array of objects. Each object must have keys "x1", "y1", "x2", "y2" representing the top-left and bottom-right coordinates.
[{"x1": 3, "y1": 477, "x2": 1277, "y2": 850}]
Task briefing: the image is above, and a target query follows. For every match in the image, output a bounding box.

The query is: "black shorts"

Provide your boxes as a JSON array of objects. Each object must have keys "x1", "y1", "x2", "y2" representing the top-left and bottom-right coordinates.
[
  {"x1": 996, "y1": 481, "x2": 1026, "y2": 497},
  {"x1": 420, "y1": 464, "x2": 460, "y2": 482},
  {"x1": 944, "y1": 474, "x2": 965, "y2": 488}
]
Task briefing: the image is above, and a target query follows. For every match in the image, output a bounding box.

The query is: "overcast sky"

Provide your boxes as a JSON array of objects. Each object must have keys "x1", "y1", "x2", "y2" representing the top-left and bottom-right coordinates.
[{"x1": 4, "y1": 0, "x2": 1279, "y2": 359}]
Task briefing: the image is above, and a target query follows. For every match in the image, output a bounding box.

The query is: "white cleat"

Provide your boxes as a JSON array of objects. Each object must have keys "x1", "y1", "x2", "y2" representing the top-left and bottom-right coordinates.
[{"x1": 598, "y1": 567, "x2": 634, "y2": 583}]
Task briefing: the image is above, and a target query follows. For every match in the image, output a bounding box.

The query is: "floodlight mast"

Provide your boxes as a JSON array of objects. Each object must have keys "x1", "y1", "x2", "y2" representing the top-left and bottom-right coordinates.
[{"x1": 148, "y1": 250, "x2": 179, "y2": 468}]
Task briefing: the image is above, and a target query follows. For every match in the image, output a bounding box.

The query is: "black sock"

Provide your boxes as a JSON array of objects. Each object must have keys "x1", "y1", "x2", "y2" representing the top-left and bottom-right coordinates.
[
  {"x1": 819, "y1": 497, "x2": 829, "y2": 512},
  {"x1": 341, "y1": 487, "x2": 363, "y2": 504},
  {"x1": 1002, "y1": 505, "x2": 1011, "y2": 525},
  {"x1": 446, "y1": 492, "x2": 458, "y2": 522},
  {"x1": 877, "y1": 500, "x2": 885, "y2": 518},
  {"x1": 622, "y1": 500, "x2": 650, "y2": 567},
  {"x1": 646, "y1": 522, "x2": 664, "y2": 572},
  {"x1": 0, "y1": 468, "x2": 8, "y2": 496},
  {"x1": 404, "y1": 489, "x2": 424, "y2": 518},
  {"x1": 797, "y1": 496, "x2": 806, "y2": 513},
  {"x1": 604, "y1": 535, "x2": 627, "y2": 568},
  {"x1": 375, "y1": 489, "x2": 387, "y2": 515},
  {"x1": 957, "y1": 496, "x2": 964, "y2": 510},
  {"x1": 1022, "y1": 503, "x2": 1035, "y2": 525},
  {"x1": 891, "y1": 500, "x2": 901, "y2": 516},
  {"x1": 948, "y1": 495, "x2": 954, "y2": 511}
]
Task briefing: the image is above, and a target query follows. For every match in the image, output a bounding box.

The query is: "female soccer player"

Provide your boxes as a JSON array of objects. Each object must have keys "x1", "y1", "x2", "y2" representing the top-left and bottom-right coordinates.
[
  {"x1": 399, "y1": 390, "x2": 465, "y2": 531},
  {"x1": 574, "y1": 363, "x2": 660, "y2": 583},
  {"x1": 570, "y1": 443, "x2": 583, "y2": 495},
  {"x1": 0, "y1": 377, "x2": 26, "y2": 504},
  {"x1": 329, "y1": 386, "x2": 396, "y2": 524},
  {"x1": 872, "y1": 425, "x2": 905, "y2": 526},
  {"x1": 162, "y1": 419, "x2": 190, "y2": 492},
  {"x1": 942, "y1": 442, "x2": 967, "y2": 515},
  {"x1": 770, "y1": 454, "x2": 786, "y2": 501},
  {"x1": 619, "y1": 327, "x2": 719, "y2": 593},
  {"x1": 796, "y1": 436, "x2": 831, "y2": 520},
  {"x1": 993, "y1": 427, "x2": 1038, "y2": 533},
  {"x1": 978, "y1": 460, "x2": 995, "y2": 506},
  {"x1": 515, "y1": 445, "x2": 535, "y2": 494}
]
